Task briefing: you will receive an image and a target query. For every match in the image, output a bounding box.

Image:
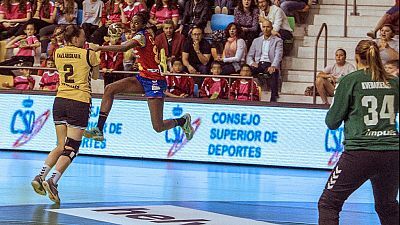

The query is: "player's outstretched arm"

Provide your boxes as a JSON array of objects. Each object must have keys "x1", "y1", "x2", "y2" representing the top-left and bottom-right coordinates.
[{"x1": 90, "y1": 40, "x2": 139, "y2": 52}]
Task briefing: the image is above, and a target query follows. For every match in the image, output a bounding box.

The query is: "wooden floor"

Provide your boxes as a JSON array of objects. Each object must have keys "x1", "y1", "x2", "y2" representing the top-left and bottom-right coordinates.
[{"x1": 0, "y1": 150, "x2": 380, "y2": 225}]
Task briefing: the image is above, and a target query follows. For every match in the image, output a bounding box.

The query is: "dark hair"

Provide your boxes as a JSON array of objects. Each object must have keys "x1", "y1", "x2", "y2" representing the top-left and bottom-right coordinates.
[
  {"x1": 64, "y1": 25, "x2": 82, "y2": 44},
  {"x1": 336, "y1": 48, "x2": 347, "y2": 57},
  {"x1": 134, "y1": 11, "x2": 150, "y2": 26},
  {"x1": 155, "y1": 0, "x2": 177, "y2": 11},
  {"x1": 21, "y1": 61, "x2": 33, "y2": 67},
  {"x1": 23, "y1": 23, "x2": 35, "y2": 31},
  {"x1": 381, "y1": 24, "x2": 395, "y2": 33},
  {"x1": 211, "y1": 61, "x2": 222, "y2": 68},
  {"x1": 385, "y1": 60, "x2": 399, "y2": 68},
  {"x1": 355, "y1": 40, "x2": 391, "y2": 82},
  {"x1": 171, "y1": 57, "x2": 182, "y2": 65},
  {"x1": 107, "y1": 0, "x2": 122, "y2": 16},
  {"x1": 237, "y1": 0, "x2": 257, "y2": 12},
  {"x1": 241, "y1": 63, "x2": 251, "y2": 69},
  {"x1": 258, "y1": 0, "x2": 272, "y2": 6},
  {"x1": 2, "y1": 0, "x2": 28, "y2": 13},
  {"x1": 225, "y1": 22, "x2": 242, "y2": 39}
]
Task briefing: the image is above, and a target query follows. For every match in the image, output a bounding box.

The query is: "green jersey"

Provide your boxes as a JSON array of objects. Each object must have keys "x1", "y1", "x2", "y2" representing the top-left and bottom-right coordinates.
[{"x1": 326, "y1": 69, "x2": 399, "y2": 151}]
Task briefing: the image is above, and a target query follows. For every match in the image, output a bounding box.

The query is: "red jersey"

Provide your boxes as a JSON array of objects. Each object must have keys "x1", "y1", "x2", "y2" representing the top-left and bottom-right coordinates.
[
  {"x1": 0, "y1": 2, "x2": 31, "y2": 20},
  {"x1": 199, "y1": 78, "x2": 229, "y2": 99},
  {"x1": 100, "y1": 41, "x2": 124, "y2": 70},
  {"x1": 14, "y1": 75, "x2": 34, "y2": 90},
  {"x1": 229, "y1": 79, "x2": 259, "y2": 101},
  {"x1": 40, "y1": 71, "x2": 59, "y2": 91},
  {"x1": 132, "y1": 30, "x2": 164, "y2": 80},
  {"x1": 166, "y1": 75, "x2": 194, "y2": 96}
]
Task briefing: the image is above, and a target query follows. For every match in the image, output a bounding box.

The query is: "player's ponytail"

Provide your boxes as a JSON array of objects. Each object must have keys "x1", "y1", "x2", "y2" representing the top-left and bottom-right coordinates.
[
  {"x1": 355, "y1": 40, "x2": 391, "y2": 82},
  {"x1": 64, "y1": 25, "x2": 82, "y2": 45}
]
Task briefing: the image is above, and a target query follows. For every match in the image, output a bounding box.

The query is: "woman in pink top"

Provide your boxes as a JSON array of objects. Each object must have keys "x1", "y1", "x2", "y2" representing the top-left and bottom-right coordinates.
[
  {"x1": 122, "y1": 0, "x2": 146, "y2": 28},
  {"x1": 149, "y1": 0, "x2": 179, "y2": 34},
  {"x1": 0, "y1": 0, "x2": 32, "y2": 40}
]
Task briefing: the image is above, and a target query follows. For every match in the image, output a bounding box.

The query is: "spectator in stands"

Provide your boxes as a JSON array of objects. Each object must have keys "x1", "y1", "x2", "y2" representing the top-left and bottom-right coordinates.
[
  {"x1": 90, "y1": 0, "x2": 126, "y2": 45},
  {"x1": 100, "y1": 26, "x2": 125, "y2": 87},
  {"x1": 315, "y1": 48, "x2": 356, "y2": 104},
  {"x1": 39, "y1": 57, "x2": 59, "y2": 91},
  {"x1": 122, "y1": 29, "x2": 134, "y2": 71},
  {"x1": 384, "y1": 60, "x2": 399, "y2": 76},
  {"x1": 199, "y1": 61, "x2": 229, "y2": 99},
  {"x1": 81, "y1": 0, "x2": 104, "y2": 41},
  {"x1": 230, "y1": 64, "x2": 260, "y2": 101},
  {"x1": 182, "y1": 26, "x2": 211, "y2": 84},
  {"x1": 2, "y1": 61, "x2": 34, "y2": 90},
  {"x1": 213, "y1": 22, "x2": 246, "y2": 75},
  {"x1": 367, "y1": 0, "x2": 399, "y2": 38},
  {"x1": 155, "y1": 19, "x2": 185, "y2": 70},
  {"x1": 234, "y1": 0, "x2": 259, "y2": 49},
  {"x1": 214, "y1": 0, "x2": 235, "y2": 15},
  {"x1": 0, "y1": 0, "x2": 32, "y2": 40},
  {"x1": 177, "y1": 0, "x2": 209, "y2": 36},
  {"x1": 258, "y1": 0, "x2": 293, "y2": 41},
  {"x1": 0, "y1": 23, "x2": 39, "y2": 76},
  {"x1": 375, "y1": 24, "x2": 399, "y2": 64},
  {"x1": 38, "y1": 0, "x2": 77, "y2": 54},
  {"x1": 246, "y1": 20, "x2": 283, "y2": 102},
  {"x1": 165, "y1": 59, "x2": 194, "y2": 98},
  {"x1": 275, "y1": 0, "x2": 310, "y2": 21},
  {"x1": 121, "y1": 0, "x2": 146, "y2": 28},
  {"x1": 149, "y1": 0, "x2": 179, "y2": 34},
  {"x1": 46, "y1": 26, "x2": 65, "y2": 59}
]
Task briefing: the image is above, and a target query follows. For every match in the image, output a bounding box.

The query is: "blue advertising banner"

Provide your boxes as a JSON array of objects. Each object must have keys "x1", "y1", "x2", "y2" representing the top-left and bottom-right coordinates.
[{"x1": 0, "y1": 93, "x2": 349, "y2": 169}]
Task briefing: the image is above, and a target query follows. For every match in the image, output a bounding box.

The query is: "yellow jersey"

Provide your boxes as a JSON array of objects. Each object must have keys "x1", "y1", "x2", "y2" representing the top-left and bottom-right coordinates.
[{"x1": 55, "y1": 46, "x2": 99, "y2": 103}]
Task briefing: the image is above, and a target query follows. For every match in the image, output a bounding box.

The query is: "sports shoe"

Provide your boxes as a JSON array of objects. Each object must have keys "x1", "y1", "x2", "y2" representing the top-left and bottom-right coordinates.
[
  {"x1": 42, "y1": 179, "x2": 60, "y2": 204},
  {"x1": 83, "y1": 127, "x2": 104, "y2": 141},
  {"x1": 181, "y1": 113, "x2": 195, "y2": 141},
  {"x1": 31, "y1": 175, "x2": 46, "y2": 196}
]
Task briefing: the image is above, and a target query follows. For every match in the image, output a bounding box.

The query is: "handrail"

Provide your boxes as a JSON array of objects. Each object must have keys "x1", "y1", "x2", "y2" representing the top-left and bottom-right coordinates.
[
  {"x1": 0, "y1": 66, "x2": 257, "y2": 101},
  {"x1": 344, "y1": 0, "x2": 360, "y2": 37},
  {"x1": 313, "y1": 23, "x2": 328, "y2": 104}
]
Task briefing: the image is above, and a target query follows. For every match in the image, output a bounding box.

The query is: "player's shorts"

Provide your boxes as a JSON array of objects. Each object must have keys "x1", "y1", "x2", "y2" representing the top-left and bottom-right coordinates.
[
  {"x1": 53, "y1": 97, "x2": 91, "y2": 129},
  {"x1": 136, "y1": 75, "x2": 167, "y2": 98}
]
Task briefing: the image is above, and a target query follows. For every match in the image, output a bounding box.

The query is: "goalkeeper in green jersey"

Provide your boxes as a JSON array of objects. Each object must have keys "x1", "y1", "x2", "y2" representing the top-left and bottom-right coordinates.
[{"x1": 318, "y1": 40, "x2": 399, "y2": 225}]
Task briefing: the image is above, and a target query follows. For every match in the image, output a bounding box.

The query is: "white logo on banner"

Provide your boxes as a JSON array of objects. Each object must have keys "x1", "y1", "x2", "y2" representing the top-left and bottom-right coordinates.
[{"x1": 47, "y1": 205, "x2": 277, "y2": 225}]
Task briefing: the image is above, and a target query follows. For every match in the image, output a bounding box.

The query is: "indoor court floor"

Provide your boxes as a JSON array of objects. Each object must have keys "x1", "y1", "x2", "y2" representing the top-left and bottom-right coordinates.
[{"x1": 0, "y1": 150, "x2": 380, "y2": 225}]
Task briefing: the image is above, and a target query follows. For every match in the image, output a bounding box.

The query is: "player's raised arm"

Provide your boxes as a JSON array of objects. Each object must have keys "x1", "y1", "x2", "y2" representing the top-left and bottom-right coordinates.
[{"x1": 91, "y1": 40, "x2": 139, "y2": 53}]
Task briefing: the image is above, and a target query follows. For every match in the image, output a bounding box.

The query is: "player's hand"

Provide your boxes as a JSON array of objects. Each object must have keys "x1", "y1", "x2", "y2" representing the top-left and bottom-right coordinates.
[{"x1": 89, "y1": 43, "x2": 100, "y2": 52}]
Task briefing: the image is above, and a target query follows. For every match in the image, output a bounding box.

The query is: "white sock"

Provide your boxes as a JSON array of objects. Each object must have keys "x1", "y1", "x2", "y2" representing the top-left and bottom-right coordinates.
[
  {"x1": 39, "y1": 164, "x2": 51, "y2": 180},
  {"x1": 51, "y1": 170, "x2": 62, "y2": 184}
]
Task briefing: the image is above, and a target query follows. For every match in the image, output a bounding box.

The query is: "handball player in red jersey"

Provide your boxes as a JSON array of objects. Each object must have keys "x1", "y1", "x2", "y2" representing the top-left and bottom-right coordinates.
[{"x1": 84, "y1": 12, "x2": 194, "y2": 141}]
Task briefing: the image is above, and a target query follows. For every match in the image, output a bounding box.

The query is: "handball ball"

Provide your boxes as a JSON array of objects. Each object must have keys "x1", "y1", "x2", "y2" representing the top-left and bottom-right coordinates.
[{"x1": 108, "y1": 23, "x2": 123, "y2": 37}]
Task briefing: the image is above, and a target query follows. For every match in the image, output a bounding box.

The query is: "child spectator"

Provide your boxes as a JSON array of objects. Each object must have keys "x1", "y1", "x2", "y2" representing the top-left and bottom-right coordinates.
[
  {"x1": 0, "y1": 23, "x2": 39, "y2": 76},
  {"x1": 165, "y1": 59, "x2": 194, "y2": 98},
  {"x1": 199, "y1": 62, "x2": 229, "y2": 99},
  {"x1": 100, "y1": 23, "x2": 124, "y2": 87},
  {"x1": 384, "y1": 60, "x2": 399, "y2": 76},
  {"x1": 230, "y1": 64, "x2": 259, "y2": 101},
  {"x1": 122, "y1": 29, "x2": 135, "y2": 71},
  {"x1": 2, "y1": 62, "x2": 35, "y2": 90},
  {"x1": 46, "y1": 26, "x2": 65, "y2": 59},
  {"x1": 39, "y1": 58, "x2": 59, "y2": 91}
]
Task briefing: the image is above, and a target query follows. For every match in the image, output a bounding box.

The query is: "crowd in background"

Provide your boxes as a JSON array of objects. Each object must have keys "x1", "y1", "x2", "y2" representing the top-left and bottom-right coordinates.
[{"x1": 0, "y1": 0, "x2": 398, "y2": 103}]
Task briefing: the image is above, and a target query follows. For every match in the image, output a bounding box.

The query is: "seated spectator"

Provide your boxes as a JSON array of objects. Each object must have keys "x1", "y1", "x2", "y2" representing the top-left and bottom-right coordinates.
[
  {"x1": 246, "y1": 20, "x2": 283, "y2": 102},
  {"x1": 230, "y1": 64, "x2": 260, "y2": 101},
  {"x1": 275, "y1": 0, "x2": 310, "y2": 20},
  {"x1": 0, "y1": 0, "x2": 32, "y2": 40},
  {"x1": 214, "y1": 0, "x2": 235, "y2": 15},
  {"x1": 367, "y1": 0, "x2": 399, "y2": 38},
  {"x1": 121, "y1": 0, "x2": 146, "y2": 28},
  {"x1": 182, "y1": 27, "x2": 211, "y2": 84},
  {"x1": 100, "y1": 24, "x2": 125, "y2": 87},
  {"x1": 90, "y1": 0, "x2": 125, "y2": 45},
  {"x1": 0, "y1": 23, "x2": 39, "y2": 76},
  {"x1": 315, "y1": 48, "x2": 355, "y2": 104},
  {"x1": 46, "y1": 26, "x2": 65, "y2": 59},
  {"x1": 212, "y1": 22, "x2": 246, "y2": 75},
  {"x1": 122, "y1": 29, "x2": 135, "y2": 71},
  {"x1": 199, "y1": 62, "x2": 229, "y2": 99},
  {"x1": 384, "y1": 60, "x2": 399, "y2": 76},
  {"x1": 234, "y1": 0, "x2": 259, "y2": 49},
  {"x1": 39, "y1": 57, "x2": 59, "y2": 91},
  {"x1": 2, "y1": 62, "x2": 34, "y2": 90},
  {"x1": 149, "y1": 0, "x2": 179, "y2": 34},
  {"x1": 258, "y1": 0, "x2": 293, "y2": 41},
  {"x1": 375, "y1": 24, "x2": 399, "y2": 64},
  {"x1": 165, "y1": 59, "x2": 194, "y2": 98},
  {"x1": 177, "y1": 0, "x2": 209, "y2": 36},
  {"x1": 81, "y1": 0, "x2": 104, "y2": 41},
  {"x1": 155, "y1": 19, "x2": 185, "y2": 70}
]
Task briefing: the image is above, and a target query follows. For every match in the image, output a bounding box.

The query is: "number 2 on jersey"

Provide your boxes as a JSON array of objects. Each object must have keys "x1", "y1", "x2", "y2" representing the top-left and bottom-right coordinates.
[
  {"x1": 362, "y1": 95, "x2": 395, "y2": 125},
  {"x1": 64, "y1": 64, "x2": 74, "y2": 83}
]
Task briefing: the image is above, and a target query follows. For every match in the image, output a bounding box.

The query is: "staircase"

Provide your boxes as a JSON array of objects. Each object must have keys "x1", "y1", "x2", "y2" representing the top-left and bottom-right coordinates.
[{"x1": 272, "y1": 0, "x2": 394, "y2": 104}]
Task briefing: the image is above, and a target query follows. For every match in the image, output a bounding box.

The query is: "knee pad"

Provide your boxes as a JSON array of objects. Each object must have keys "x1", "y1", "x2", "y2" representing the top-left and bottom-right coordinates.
[{"x1": 61, "y1": 137, "x2": 81, "y2": 162}]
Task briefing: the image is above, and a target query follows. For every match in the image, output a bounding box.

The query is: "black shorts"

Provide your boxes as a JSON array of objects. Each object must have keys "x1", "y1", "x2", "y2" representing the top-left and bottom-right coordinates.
[{"x1": 53, "y1": 97, "x2": 91, "y2": 129}]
